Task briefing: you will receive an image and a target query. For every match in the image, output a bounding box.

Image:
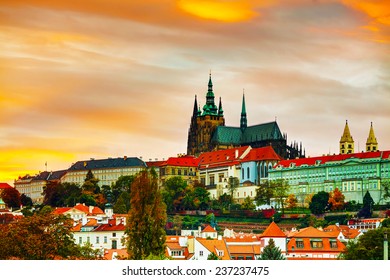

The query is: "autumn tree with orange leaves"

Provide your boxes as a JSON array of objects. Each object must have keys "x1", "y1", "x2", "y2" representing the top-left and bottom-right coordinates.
[
  {"x1": 328, "y1": 188, "x2": 345, "y2": 211},
  {"x1": 126, "y1": 169, "x2": 167, "y2": 260}
]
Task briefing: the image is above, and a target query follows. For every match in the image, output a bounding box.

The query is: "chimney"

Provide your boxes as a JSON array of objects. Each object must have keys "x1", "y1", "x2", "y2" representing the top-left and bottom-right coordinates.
[
  {"x1": 218, "y1": 235, "x2": 222, "y2": 240},
  {"x1": 124, "y1": 156, "x2": 127, "y2": 160},
  {"x1": 235, "y1": 149, "x2": 238, "y2": 158},
  {"x1": 89, "y1": 205, "x2": 94, "y2": 214}
]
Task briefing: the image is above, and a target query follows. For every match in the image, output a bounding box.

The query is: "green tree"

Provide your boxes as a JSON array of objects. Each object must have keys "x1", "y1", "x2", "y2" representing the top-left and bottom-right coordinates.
[
  {"x1": 381, "y1": 180, "x2": 390, "y2": 202},
  {"x1": 193, "y1": 185, "x2": 211, "y2": 210},
  {"x1": 0, "y1": 212, "x2": 83, "y2": 259},
  {"x1": 82, "y1": 170, "x2": 100, "y2": 194},
  {"x1": 113, "y1": 193, "x2": 128, "y2": 214},
  {"x1": 255, "y1": 180, "x2": 274, "y2": 206},
  {"x1": 182, "y1": 215, "x2": 200, "y2": 230},
  {"x1": 217, "y1": 193, "x2": 232, "y2": 210},
  {"x1": 112, "y1": 175, "x2": 134, "y2": 203},
  {"x1": 273, "y1": 179, "x2": 290, "y2": 213},
  {"x1": 207, "y1": 252, "x2": 220, "y2": 260},
  {"x1": 340, "y1": 227, "x2": 390, "y2": 260},
  {"x1": 309, "y1": 191, "x2": 330, "y2": 215},
  {"x1": 258, "y1": 238, "x2": 286, "y2": 260},
  {"x1": 172, "y1": 214, "x2": 183, "y2": 235},
  {"x1": 126, "y1": 170, "x2": 167, "y2": 260},
  {"x1": 162, "y1": 176, "x2": 187, "y2": 212},
  {"x1": 241, "y1": 196, "x2": 255, "y2": 210},
  {"x1": 227, "y1": 176, "x2": 239, "y2": 203}
]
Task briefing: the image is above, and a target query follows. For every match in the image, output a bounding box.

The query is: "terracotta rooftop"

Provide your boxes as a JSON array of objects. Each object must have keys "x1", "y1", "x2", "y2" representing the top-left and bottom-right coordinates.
[
  {"x1": 261, "y1": 222, "x2": 286, "y2": 238},
  {"x1": 202, "y1": 225, "x2": 217, "y2": 233},
  {"x1": 198, "y1": 146, "x2": 251, "y2": 169},
  {"x1": 196, "y1": 238, "x2": 230, "y2": 260},
  {"x1": 162, "y1": 156, "x2": 200, "y2": 167},
  {"x1": 242, "y1": 146, "x2": 282, "y2": 162}
]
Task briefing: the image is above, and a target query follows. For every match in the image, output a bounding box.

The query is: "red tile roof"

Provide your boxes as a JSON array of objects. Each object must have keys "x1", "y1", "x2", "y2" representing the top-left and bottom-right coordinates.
[
  {"x1": 198, "y1": 146, "x2": 251, "y2": 169},
  {"x1": 94, "y1": 220, "x2": 125, "y2": 231},
  {"x1": 288, "y1": 227, "x2": 333, "y2": 238},
  {"x1": 242, "y1": 146, "x2": 282, "y2": 162},
  {"x1": 261, "y1": 222, "x2": 286, "y2": 238},
  {"x1": 146, "y1": 161, "x2": 165, "y2": 168},
  {"x1": 53, "y1": 207, "x2": 72, "y2": 215},
  {"x1": 73, "y1": 204, "x2": 104, "y2": 215},
  {"x1": 0, "y1": 183, "x2": 13, "y2": 189},
  {"x1": 202, "y1": 225, "x2": 217, "y2": 233},
  {"x1": 162, "y1": 156, "x2": 200, "y2": 167},
  {"x1": 276, "y1": 150, "x2": 390, "y2": 168}
]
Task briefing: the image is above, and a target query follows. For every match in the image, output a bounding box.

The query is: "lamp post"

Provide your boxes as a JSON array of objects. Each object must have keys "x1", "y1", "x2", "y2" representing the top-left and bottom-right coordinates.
[{"x1": 384, "y1": 231, "x2": 388, "y2": 261}]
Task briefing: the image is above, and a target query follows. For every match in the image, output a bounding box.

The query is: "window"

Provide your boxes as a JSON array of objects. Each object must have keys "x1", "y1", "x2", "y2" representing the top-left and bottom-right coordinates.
[
  {"x1": 96, "y1": 236, "x2": 100, "y2": 244},
  {"x1": 247, "y1": 167, "x2": 250, "y2": 179},
  {"x1": 200, "y1": 251, "x2": 203, "y2": 256},
  {"x1": 310, "y1": 239, "x2": 323, "y2": 248},
  {"x1": 242, "y1": 169, "x2": 244, "y2": 179},
  {"x1": 79, "y1": 237, "x2": 82, "y2": 244},
  {"x1": 87, "y1": 236, "x2": 90, "y2": 243},
  {"x1": 296, "y1": 240, "x2": 304, "y2": 248},
  {"x1": 104, "y1": 236, "x2": 107, "y2": 243},
  {"x1": 330, "y1": 239, "x2": 338, "y2": 249},
  {"x1": 219, "y1": 173, "x2": 224, "y2": 182},
  {"x1": 113, "y1": 233, "x2": 116, "y2": 237},
  {"x1": 209, "y1": 176, "x2": 215, "y2": 186}
]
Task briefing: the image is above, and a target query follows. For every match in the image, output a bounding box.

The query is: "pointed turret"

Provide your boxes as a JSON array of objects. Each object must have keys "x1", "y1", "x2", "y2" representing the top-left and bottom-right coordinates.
[
  {"x1": 240, "y1": 92, "x2": 247, "y2": 131},
  {"x1": 366, "y1": 122, "x2": 378, "y2": 152},
  {"x1": 340, "y1": 120, "x2": 354, "y2": 154},
  {"x1": 202, "y1": 73, "x2": 218, "y2": 115},
  {"x1": 192, "y1": 95, "x2": 198, "y2": 117},
  {"x1": 218, "y1": 97, "x2": 224, "y2": 117}
]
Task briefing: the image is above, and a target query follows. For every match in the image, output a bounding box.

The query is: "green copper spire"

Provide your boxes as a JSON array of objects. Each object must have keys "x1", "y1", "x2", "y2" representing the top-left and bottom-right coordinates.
[
  {"x1": 240, "y1": 92, "x2": 247, "y2": 130},
  {"x1": 202, "y1": 73, "x2": 218, "y2": 116}
]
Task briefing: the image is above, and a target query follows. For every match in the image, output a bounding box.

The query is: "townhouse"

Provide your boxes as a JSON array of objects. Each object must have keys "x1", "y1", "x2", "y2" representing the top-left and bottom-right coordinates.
[{"x1": 286, "y1": 227, "x2": 346, "y2": 259}]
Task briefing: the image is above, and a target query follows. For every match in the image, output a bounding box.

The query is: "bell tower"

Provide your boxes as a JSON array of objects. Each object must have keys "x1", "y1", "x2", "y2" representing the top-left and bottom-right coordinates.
[
  {"x1": 366, "y1": 122, "x2": 378, "y2": 152},
  {"x1": 340, "y1": 120, "x2": 354, "y2": 154}
]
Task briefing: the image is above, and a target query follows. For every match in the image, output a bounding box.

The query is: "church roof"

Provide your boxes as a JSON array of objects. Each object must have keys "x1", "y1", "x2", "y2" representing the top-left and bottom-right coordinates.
[
  {"x1": 211, "y1": 121, "x2": 284, "y2": 145},
  {"x1": 242, "y1": 122, "x2": 284, "y2": 143}
]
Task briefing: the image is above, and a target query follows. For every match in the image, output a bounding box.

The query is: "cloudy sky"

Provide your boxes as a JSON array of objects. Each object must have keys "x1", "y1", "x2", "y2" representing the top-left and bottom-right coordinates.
[{"x1": 1, "y1": 0, "x2": 389, "y2": 185}]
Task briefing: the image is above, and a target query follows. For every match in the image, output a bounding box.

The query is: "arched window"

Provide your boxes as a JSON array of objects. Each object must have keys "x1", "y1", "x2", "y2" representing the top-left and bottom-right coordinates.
[{"x1": 247, "y1": 167, "x2": 250, "y2": 179}]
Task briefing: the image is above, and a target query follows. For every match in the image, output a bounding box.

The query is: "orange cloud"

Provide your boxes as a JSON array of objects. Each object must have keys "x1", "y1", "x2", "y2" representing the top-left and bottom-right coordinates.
[
  {"x1": 177, "y1": 0, "x2": 259, "y2": 22},
  {"x1": 343, "y1": 0, "x2": 390, "y2": 25}
]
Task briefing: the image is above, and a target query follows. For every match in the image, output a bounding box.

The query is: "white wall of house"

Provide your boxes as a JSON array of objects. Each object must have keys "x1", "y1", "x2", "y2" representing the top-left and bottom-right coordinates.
[
  {"x1": 73, "y1": 230, "x2": 126, "y2": 250},
  {"x1": 191, "y1": 239, "x2": 211, "y2": 260}
]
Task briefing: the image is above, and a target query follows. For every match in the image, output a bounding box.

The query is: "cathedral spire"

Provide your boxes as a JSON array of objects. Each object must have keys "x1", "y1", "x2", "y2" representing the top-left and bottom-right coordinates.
[
  {"x1": 192, "y1": 95, "x2": 198, "y2": 117},
  {"x1": 366, "y1": 122, "x2": 378, "y2": 152},
  {"x1": 340, "y1": 120, "x2": 354, "y2": 154},
  {"x1": 218, "y1": 97, "x2": 224, "y2": 117},
  {"x1": 240, "y1": 91, "x2": 247, "y2": 131},
  {"x1": 203, "y1": 72, "x2": 218, "y2": 115}
]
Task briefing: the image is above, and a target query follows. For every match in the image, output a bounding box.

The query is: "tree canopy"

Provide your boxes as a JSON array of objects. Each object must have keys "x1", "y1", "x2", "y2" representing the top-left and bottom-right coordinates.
[
  {"x1": 0, "y1": 212, "x2": 87, "y2": 259},
  {"x1": 309, "y1": 191, "x2": 330, "y2": 215},
  {"x1": 126, "y1": 170, "x2": 167, "y2": 260},
  {"x1": 255, "y1": 179, "x2": 290, "y2": 212},
  {"x1": 1, "y1": 187, "x2": 21, "y2": 208},
  {"x1": 340, "y1": 227, "x2": 389, "y2": 260}
]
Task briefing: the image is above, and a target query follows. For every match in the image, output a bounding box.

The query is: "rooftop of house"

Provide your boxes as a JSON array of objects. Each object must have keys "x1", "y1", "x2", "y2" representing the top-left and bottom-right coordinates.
[
  {"x1": 198, "y1": 146, "x2": 250, "y2": 169},
  {"x1": 261, "y1": 221, "x2": 287, "y2": 238},
  {"x1": 196, "y1": 238, "x2": 230, "y2": 260},
  {"x1": 275, "y1": 150, "x2": 390, "y2": 168},
  {"x1": 161, "y1": 156, "x2": 200, "y2": 167},
  {"x1": 68, "y1": 157, "x2": 146, "y2": 171},
  {"x1": 241, "y1": 146, "x2": 282, "y2": 162},
  {"x1": 202, "y1": 225, "x2": 217, "y2": 233}
]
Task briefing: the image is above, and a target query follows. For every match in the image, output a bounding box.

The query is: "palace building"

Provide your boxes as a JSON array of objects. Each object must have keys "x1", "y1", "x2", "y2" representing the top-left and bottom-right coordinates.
[
  {"x1": 186, "y1": 74, "x2": 304, "y2": 160},
  {"x1": 269, "y1": 122, "x2": 389, "y2": 204}
]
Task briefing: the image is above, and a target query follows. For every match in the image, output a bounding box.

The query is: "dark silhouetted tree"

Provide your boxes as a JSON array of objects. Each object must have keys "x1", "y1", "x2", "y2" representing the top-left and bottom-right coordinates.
[{"x1": 309, "y1": 191, "x2": 330, "y2": 215}]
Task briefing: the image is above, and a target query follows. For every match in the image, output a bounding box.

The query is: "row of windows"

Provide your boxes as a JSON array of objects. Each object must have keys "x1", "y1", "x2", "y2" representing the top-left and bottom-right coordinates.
[{"x1": 78, "y1": 233, "x2": 118, "y2": 245}]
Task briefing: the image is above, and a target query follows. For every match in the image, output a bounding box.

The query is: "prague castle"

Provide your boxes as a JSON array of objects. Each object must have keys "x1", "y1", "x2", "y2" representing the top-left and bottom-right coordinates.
[{"x1": 187, "y1": 74, "x2": 304, "y2": 159}]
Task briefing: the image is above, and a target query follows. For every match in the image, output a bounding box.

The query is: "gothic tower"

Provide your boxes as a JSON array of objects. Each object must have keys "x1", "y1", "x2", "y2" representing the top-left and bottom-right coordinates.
[
  {"x1": 340, "y1": 120, "x2": 354, "y2": 154},
  {"x1": 366, "y1": 122, "x2": 378, "y2": 152},
  {"x1": 240, "y1": 93, "x2": 247, "y2": 131},
  {"x1": 187, "y1": 74, "x2": 225, "y2": 156}
]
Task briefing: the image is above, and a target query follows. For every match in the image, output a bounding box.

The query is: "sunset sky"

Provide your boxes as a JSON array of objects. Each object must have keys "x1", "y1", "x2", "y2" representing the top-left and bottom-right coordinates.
[{"x1": 1, "y1": 0, "x2": 389, "y2": 185}]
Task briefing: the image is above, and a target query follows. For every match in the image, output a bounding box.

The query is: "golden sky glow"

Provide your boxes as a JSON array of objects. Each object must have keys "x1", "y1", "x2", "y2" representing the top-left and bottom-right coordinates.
[
  {"x1": 178, "y1": 0, "x2": 258, "y2": 22},
  {"x1": 0, "y1": 0, "x2": 389, "y2": 185}
]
